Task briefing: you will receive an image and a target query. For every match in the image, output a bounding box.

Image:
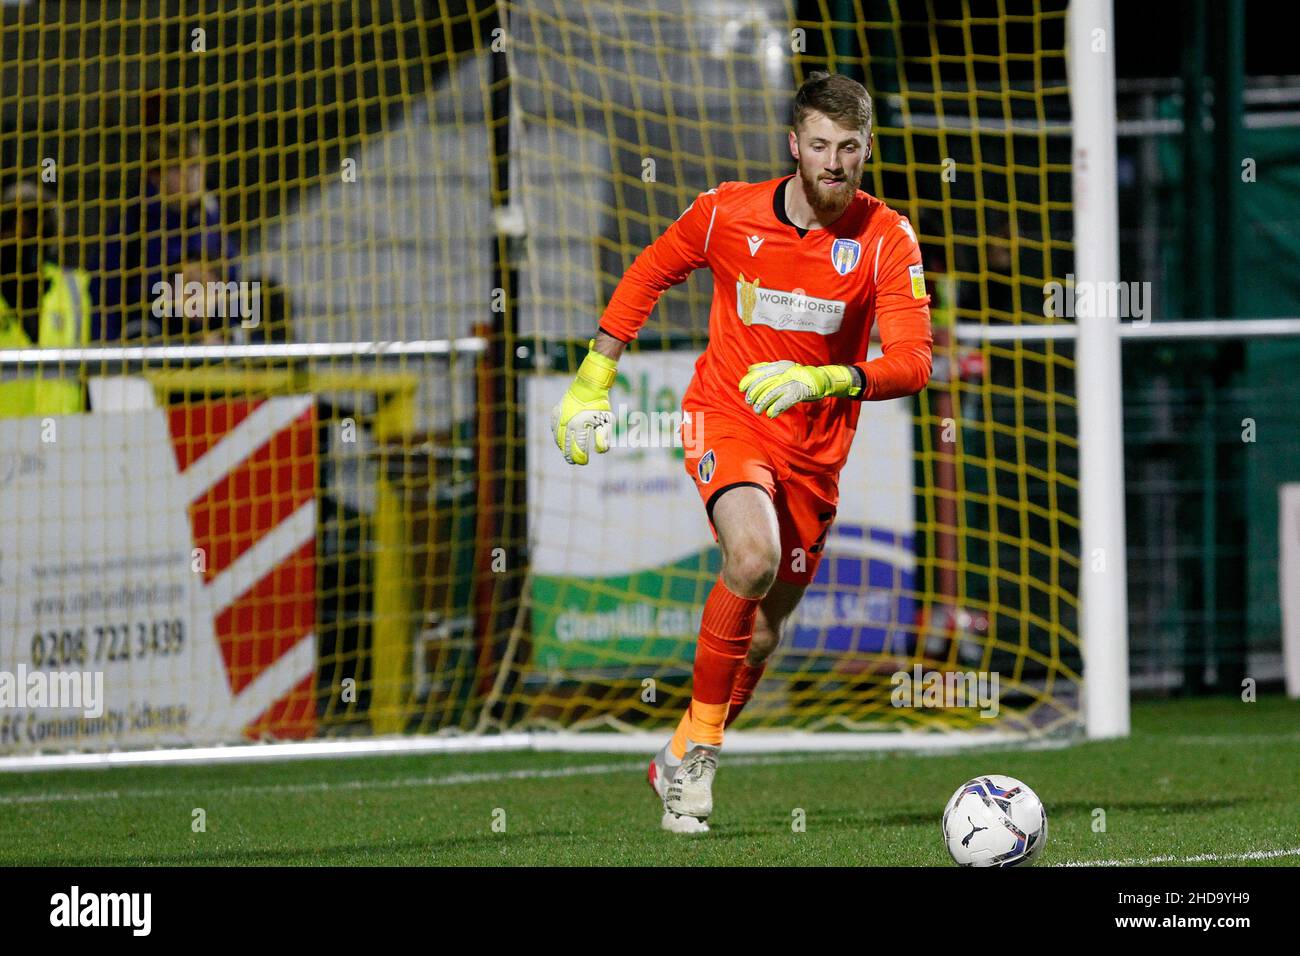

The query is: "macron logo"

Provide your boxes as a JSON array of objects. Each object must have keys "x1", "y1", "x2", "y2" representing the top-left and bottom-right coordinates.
[
  {"x1": 50, "y1": 886, "x2": 151, "y2": 937},
  {"x1": 746, "y1": 235, "x2": 764, "y2": 256}
]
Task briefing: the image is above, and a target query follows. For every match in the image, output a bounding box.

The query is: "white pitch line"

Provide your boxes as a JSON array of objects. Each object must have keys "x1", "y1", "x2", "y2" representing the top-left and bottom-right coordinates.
[
  {"x1": 0, "y1": 760, "x2": 645, "y2": 806},
  {"x1": 0, "y1": 742, "x2": 1071, "y2": 807},
  {"x1": 1056, "y1": 846, "x2": 1300, "y2": 867},
  {"x1": 1171, "y1": 733, "x2": 1300, "y2": 745}
]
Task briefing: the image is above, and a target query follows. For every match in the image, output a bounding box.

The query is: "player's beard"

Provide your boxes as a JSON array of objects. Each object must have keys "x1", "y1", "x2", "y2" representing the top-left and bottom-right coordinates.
[{"x1": 798, "y1": 161, "x2": 862, "y2": 217}]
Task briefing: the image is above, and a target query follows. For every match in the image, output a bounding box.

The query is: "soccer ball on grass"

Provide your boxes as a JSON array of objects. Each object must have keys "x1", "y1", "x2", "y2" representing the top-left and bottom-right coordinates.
[{"x1": 941, "y1": 774, "x2": 1047, "y2": 866}]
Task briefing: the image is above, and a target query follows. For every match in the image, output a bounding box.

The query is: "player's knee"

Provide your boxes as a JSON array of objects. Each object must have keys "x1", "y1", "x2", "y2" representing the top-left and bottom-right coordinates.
[{"x1": 723, "y1": 546, "x2": 779, "y2": 598}]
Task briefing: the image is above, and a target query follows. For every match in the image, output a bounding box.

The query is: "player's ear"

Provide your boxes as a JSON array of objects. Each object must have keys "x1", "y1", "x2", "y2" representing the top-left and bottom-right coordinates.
[
  {"x1": 788, "y1": 128, "x2": 799, "y2": 161},
  {"x1": 865, "y1": 132, "x2": 873, "y2": 162}
]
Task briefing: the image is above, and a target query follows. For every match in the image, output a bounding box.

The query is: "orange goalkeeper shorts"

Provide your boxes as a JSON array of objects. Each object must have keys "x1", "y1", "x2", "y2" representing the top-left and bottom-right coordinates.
[{"x1": 681, "y1": 410, "x2": 838, "y2": 586}]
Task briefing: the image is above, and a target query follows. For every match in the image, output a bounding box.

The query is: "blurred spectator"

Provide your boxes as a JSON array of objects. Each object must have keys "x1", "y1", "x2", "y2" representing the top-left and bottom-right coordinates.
[
  {"x1": 0, "y1": 181, "x2": 92, "y2": 417},
  {"x1": 156, "y1": 256, "x2": 241, "y2": 343},
  {"x1": 93, "y1": 125, "x2": 240, "y2": 340}
]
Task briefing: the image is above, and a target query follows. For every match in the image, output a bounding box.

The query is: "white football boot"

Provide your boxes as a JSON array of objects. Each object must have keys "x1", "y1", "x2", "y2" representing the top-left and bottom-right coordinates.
[
  {"x1": 648, "y1": 741, "x2": 710, "y2": 833},
  {"x1": 647, "y1": 742, "x2": 676, "y2": 803},
  {"x1": 662, "y1": 744, "x2": 719, "y2": 833}
]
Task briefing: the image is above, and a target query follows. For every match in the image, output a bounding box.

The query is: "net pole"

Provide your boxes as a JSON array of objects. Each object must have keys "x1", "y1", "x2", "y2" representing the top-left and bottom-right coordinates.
[{"x1": 1069, "y1": 0, "x2": 1130, "y2": 739}]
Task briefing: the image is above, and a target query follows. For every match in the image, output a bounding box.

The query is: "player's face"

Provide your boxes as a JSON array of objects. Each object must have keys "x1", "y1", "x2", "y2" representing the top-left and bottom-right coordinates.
[{"x1": 790, "y1": 112, "x2": 869, "y2": 215}]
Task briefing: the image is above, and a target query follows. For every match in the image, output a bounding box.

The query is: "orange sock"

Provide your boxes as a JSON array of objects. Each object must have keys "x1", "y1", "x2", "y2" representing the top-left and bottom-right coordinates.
[
  {"x1": 669, "y1": 702, "x2": 727, "y2": 760},
  {"x1": 724, "y1": 660, "x2": 767, "y2": 728},
  {"x1": 670, "y1": 578, "x2": 759, "y2": 756}
]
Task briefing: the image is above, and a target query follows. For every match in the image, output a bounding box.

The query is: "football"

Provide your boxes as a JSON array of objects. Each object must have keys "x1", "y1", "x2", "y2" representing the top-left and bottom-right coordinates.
[{"x1": 941, "y1": 775, "x2": 1048, "y2": 867}]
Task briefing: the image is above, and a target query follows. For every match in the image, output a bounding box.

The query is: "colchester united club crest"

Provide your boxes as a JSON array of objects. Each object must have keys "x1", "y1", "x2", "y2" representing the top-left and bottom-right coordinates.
[{"x1": 830, "y1": 238, "x2": 862, "y2": 276}]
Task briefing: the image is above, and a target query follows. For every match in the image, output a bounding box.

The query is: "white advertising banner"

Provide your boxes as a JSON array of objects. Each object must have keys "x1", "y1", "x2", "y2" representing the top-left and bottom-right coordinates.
[
  {"x1": 526, "y1": 348, "x2": 915, "y2": 670},
  {"x1": 527, "y1": 350, "x2": 713, "y2": 579},
  {"x1": 0, "y1": 398, "x2": 318, "y2": 753}
]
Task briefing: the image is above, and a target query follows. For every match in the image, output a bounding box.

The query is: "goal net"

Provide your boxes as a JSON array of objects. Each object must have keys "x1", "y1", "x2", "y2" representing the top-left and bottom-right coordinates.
[
  {"x1": 0, "y1": 0, "x2": 1080, "y2": 759},
  {"x1": 489, "y1": 0, "x2": 1081, "y2": 739}
]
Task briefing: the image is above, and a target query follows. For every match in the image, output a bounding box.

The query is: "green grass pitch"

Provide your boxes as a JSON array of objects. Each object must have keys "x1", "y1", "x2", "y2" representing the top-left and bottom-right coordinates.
[{"x1": 2, "y1": 696, "x2": 1297, "y2": 866}]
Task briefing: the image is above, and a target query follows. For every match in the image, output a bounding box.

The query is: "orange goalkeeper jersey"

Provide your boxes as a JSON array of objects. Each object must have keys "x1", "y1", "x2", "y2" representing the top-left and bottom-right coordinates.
[{"x1": 599, "y1": 176, "x2": 933, "y2": 475}]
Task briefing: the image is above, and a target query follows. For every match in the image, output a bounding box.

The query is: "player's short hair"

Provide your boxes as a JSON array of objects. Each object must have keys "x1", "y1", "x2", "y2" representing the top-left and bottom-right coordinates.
[{"x1": 793, "y1": 71, "x2": 872, "y2": 136}]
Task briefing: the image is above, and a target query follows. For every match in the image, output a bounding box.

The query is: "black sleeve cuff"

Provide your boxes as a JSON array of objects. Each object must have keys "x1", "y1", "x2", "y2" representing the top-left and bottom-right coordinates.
[{"x1": 850, "y1": 365, "x2": 867, "y2": 399}]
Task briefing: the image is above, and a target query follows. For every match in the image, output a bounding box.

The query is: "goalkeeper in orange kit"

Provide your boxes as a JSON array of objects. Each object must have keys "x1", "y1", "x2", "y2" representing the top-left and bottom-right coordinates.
[{"x1": 550, "y1": 72, "x2": 933, "y2": 832}]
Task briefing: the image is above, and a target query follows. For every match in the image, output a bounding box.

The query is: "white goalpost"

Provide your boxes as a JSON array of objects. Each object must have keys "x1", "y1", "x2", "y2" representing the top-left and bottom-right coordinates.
[{"x1": 1067, "y1": 0, "x2": 1131, "y2": 739}]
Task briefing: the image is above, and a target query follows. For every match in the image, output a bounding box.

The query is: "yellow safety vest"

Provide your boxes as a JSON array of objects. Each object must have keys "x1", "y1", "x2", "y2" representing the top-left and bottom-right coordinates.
[{"x1": 0, "y1": 262, "x2": 91, "y2": 418}]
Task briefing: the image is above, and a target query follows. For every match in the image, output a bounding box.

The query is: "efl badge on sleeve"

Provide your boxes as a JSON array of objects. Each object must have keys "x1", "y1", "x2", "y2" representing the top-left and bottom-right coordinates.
[
  {"x1": 830, "y1": 238, "x2": 862, "y2": 276},
  {"x1": 909, "y1": 263, "x2": 927, "y2": 298},
  {"x1": 697, "y1": 449, "x2": 716, "y2": 484}
]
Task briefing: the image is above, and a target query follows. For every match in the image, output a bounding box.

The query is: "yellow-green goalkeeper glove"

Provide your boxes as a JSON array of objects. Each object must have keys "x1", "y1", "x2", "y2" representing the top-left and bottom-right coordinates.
[
  {"x1": 551, "y1": 340, "x2": 618, "y2": 465},
  {"x1": 739, "y1": 361, "x2": 861, "y2": 419}
]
